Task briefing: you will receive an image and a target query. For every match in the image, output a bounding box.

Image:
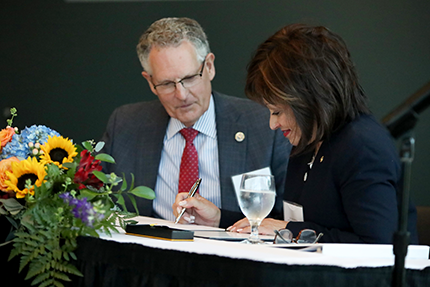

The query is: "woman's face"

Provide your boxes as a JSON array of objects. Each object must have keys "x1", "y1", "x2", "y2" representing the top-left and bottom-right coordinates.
[{"x1": 266, "y1": 103, "x2": 302, "y2": 146}]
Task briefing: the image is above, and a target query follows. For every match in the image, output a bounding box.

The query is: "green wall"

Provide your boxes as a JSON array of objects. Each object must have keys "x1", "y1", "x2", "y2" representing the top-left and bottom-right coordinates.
[{"x1": 1, "y1": 0, "x2": 429, "y2": 205}]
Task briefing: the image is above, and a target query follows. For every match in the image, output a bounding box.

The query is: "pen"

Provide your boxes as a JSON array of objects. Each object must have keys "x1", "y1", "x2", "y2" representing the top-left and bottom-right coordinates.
[{"x1": 174, "y1": 178, "x2": 202, "y2": 224}]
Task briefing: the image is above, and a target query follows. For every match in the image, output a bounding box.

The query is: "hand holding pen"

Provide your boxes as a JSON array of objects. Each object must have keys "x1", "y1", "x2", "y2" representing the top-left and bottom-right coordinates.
[
  {"x1": 174, "y1": 178, "x2": 202, "y2": 224},
  {"x1": 172, "y1": 179, "x2": 221, "y2": 227}
]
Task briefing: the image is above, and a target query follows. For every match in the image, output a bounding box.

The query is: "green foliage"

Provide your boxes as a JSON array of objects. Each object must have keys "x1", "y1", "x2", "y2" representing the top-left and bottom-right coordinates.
[
  {"x1": 95, "y1": 153, "x2": 115, "y2": 164},
  {"x1": 130, "y1": 186, "x2": 156, "y2": 200},
  {"x1": 6, "y1": 107, "x2": 17, "y2": 126},
  {"x1": 0, "y1": 198, "x2": 24, "y2": 216}
]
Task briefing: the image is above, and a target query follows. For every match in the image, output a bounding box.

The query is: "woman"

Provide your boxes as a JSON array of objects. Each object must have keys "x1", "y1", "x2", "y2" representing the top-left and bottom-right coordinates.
[{"x1": 228, "y1": 24, "x2": 418, "y2": 243}]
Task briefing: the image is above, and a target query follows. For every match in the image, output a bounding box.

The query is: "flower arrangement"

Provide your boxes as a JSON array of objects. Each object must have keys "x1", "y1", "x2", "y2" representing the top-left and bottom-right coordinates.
[{"x1": 0, "y1": 108, "x2": 155, "y2": 287}]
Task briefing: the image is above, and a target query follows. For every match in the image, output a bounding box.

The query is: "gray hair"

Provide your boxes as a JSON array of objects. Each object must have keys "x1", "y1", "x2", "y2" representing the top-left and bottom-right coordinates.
[{"x1": 136, "y1": 17, "x2": 211, "y2": 74}]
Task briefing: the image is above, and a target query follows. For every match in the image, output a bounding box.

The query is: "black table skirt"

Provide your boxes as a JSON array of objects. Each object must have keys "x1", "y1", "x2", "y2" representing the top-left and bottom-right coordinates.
[
  {"x1": 1, "y1": 235, "x2": 429, "y2": 287},
  {"x1": 67, "y1": 236, "x2": 430, "y2": 287}
]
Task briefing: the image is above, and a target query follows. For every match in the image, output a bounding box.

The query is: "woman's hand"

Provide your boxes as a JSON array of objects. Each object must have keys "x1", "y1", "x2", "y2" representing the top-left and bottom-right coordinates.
[
  {"x1": 227, "y1": 218, "x2": 288, "y2": 235},
  {"x1": 172, "y1": 193, "x2": 221, "y2": 227}
]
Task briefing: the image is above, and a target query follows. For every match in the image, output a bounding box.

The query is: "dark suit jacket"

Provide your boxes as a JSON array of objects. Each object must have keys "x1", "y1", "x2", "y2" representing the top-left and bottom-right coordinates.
[
  {"x1": 285, "y1": 114, "x2": 418, "y2": 244},
  {"x1": 101, "y1": 91, "x2": 291, "y2": 227}
]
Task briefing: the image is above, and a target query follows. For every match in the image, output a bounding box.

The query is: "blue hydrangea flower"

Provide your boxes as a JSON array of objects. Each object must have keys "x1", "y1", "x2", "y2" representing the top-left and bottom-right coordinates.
[
  {"x1": 1, "y1": 133, "x2": 29, "y2": 159},
  {"x1": 20, "y1": 125, "x2": 60, "y2": 146},
  {"x1": 1, "y1": 125, "x2": 60, "y2": 160},
  {"x1": 59, "y1": 192, "x2": 104, "y2": 227}
]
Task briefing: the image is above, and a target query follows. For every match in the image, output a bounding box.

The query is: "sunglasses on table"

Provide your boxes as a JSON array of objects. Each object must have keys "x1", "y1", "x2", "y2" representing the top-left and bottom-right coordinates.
[{"x1": 273, "y1": 229, "x2": 323, "y2": 244}]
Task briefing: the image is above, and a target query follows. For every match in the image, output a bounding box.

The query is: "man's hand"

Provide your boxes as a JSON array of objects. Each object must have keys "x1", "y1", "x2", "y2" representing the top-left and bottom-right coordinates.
[{"x1": 172, "y1": 192, "x2": 221, "y2": 227}]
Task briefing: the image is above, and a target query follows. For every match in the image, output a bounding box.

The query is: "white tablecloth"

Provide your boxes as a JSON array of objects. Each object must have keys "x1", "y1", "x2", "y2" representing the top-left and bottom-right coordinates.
[{"x1": 101, "y1": 216, "x2": 430, "y2": 270}]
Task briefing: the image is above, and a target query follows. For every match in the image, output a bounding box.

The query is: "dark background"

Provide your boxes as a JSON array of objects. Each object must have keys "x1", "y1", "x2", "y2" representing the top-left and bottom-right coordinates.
[{"x1": 1, "y1": 0, "x2": 429, "y2": 206}]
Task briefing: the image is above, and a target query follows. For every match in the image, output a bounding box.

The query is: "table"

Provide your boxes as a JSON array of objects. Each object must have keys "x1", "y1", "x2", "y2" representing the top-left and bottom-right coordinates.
[
  {"x1": 2, "y1": 214, "x2": 430, "y2": 287},
  {"x1": 69, "y1": 230, "x2": 430, "y2": 287}
]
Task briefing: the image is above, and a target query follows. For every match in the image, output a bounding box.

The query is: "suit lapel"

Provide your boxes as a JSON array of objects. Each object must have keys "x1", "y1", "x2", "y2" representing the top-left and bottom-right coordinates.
[
  {"x1": 136, "y1": 102, "x2": 169, "y2": 190},
  {"x1": 213, "y1": 92, "x2": 248, "y2": 211}
]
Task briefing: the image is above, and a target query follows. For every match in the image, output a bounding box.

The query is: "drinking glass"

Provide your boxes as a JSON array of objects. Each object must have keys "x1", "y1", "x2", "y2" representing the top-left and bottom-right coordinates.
[{"x1": 237, "y1": 174, "x2": 276, "y2": 244}]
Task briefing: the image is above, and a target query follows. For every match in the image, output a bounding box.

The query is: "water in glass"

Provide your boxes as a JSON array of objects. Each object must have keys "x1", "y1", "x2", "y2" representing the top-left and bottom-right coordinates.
[{"x1": 237, "y1": 174, "x2": 276, "y2": 244}]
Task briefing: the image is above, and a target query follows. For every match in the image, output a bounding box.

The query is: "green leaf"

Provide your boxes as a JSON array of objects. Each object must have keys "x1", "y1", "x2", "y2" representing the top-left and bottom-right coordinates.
[
  {"x1": 115, "y1": 194, "x2": 126, "y2": 211},
  {"x1": 25, "y1": 239, "x2": 38, "y2": 247},
  {"x1": 15, "y1": 231, "x2": 30, "y2": 238},
  {"x1": 29, "y1": 234, "x2": 44, "y2": 242},
  {"x1": 86, "y1": 228, "x2": 99, "y2": 237},
  {"x1": 82, "y1": 141, "x2": 93, "y2": 151},
  {"x1": 25, "y1": 262, "x2": 45, "y2": 280},
  {"x1": 0, "y1": 198, "x2": 24, "y2": 215},
  {"x1": 63, "y1": 262, "x2": 83, "y2": 276},
  {"x1": 95, "y1": 153, "x2": 115, "y2": 164},
  {"x1": 130, "y1": 186, "x2": 156, "y2": 200},
  {"x1": 62, "y1": 162, "x2": 75, "y2": 169},
  {"x1": 79, "y1": 189, "x2": 96, "y2": 201},
  {"x1": 5, "y1": 215, "x2": 20, "y2": 229},
  {"x1": 92, "y1": 171, "x2": 109, "y2": 184},
  {"x1": 126, "y1": 193, "x2": 139, "y2": 214},
  {"x1": 129, "y1": 173, "x2": 135, "y2": 191},
  {"x1": 0, "y1": 206, "x2": 8, "y2": 215},
  {"x1": 39, "y1": 278, "x2": 55, "y2": 287},
  {"x1": 45, "y1": 164, "x2": 61, "y2": 177},
  {"x1": 39, "y1": 245, "x2": 46, "y2": 255},
  {"x1": 95, "y1": 141, "x2": 105, "y2": 152},
  {"x1": 19, "y1": 254, "x2": 31, "y2": 272},
  {"x1": 119, "y1": 173, "x2": 127, "y2": 192},
  {"x1": 31, "y1": 272, "x2": 51, "y2": 285},
  {"x1": 52, "y1": 271, "x2": 71, "y2": 281},
  {"x1": 8, "y1": 246, "x2": 19, "y2": 261},
  {"x1": 70, "y1": 252, "x2": 77, "y2": 261},
  {"x1": 69, "y1": 239, "x2": 78, "y2": 249},
  {"x1": 53, "y1": 249, "x2": 62, "y2": 260},
  {"x1": 63, "y1": 252, "x2": 69, "y2": 261}
]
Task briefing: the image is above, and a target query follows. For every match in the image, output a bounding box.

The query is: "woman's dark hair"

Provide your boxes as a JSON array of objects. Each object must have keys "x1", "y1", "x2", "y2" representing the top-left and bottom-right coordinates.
[{"x1": 245, "y1": 23, "x2": 370, "y2": 156}]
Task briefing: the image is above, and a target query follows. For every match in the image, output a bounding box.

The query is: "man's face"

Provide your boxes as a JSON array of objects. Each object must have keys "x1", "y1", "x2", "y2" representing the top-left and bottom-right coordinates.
[{"x1": 142, "y1": 41, "x2": 216, "y2": 127}]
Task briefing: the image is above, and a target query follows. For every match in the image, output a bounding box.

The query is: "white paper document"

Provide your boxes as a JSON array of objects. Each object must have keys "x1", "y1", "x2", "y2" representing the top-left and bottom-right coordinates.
[
  {"x1": 231, "y1": 167, "x2": 272, "y2": 199},
  {"x1": 124, "y1": 216, "x2": 225, "y2": 232},
  {"x1": 283, "y1": 201, "x2": 304, "y2": 221},
  {"x1": 194, "y1": 230, "x2": 274, "y2": 241}
]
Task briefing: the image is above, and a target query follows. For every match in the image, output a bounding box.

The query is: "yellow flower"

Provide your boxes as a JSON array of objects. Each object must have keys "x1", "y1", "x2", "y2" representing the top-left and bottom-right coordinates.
[
  {"x1": 5, "y1": 157, "x2": 47, "y2": 198},
  {"x1": 40, "y1": 136, "x2": 78, "y2": 169}
]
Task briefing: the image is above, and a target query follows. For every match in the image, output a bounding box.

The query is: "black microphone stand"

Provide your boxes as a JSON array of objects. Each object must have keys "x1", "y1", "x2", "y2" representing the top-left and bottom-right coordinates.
[
  {"x1": 392, "y1": 135, "x2": 414, "y2": 287},
  {"x1": 382, "y1": 81, "x2": 430, "y2": 287}
]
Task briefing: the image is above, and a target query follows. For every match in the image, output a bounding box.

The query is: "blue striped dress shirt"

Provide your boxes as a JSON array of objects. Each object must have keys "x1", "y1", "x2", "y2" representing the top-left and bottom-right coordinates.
[{"x1": 153, "y1": 95, "x2": 221, "y2": 221}]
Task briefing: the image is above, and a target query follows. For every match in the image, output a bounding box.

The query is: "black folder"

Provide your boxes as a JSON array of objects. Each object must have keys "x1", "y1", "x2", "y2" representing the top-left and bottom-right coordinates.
[{"x1": 125, "y1": 224, "x2": 194, "y2": 241}]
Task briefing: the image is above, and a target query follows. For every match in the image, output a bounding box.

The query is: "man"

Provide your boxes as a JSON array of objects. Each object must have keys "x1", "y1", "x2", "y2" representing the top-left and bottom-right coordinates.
[{"x1": 101, "y1": 17, "x2": 291, "y2": 228}]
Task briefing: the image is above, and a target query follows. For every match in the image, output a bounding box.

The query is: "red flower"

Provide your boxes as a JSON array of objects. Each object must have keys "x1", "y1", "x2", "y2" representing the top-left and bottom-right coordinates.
[
  {"x1": 74, "y1": 150, "x2": 103, "y2": 190},
  {"x1": 0, "y1": 190, "x2": 12, "y2": 199}
]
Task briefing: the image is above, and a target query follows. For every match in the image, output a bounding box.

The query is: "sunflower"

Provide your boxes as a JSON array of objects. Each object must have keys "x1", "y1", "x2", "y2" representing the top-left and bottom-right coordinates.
[
  {"x1": 5, "y1": 157, "x2": 47, "y2": 198},
  {"x1": 40, "y1": 136, "x2": 78, "y2": 169}
]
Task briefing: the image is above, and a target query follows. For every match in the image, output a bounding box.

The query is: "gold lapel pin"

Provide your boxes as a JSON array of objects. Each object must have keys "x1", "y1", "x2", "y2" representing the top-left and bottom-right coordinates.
[{"x1": 235, "y1": 132, "x2": 245, "y2": 142}]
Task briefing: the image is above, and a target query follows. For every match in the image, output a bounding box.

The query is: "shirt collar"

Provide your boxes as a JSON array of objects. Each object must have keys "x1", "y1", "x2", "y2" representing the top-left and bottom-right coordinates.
[{"x1": 166, "y1": 94, "x2": 216, "y2": 140}]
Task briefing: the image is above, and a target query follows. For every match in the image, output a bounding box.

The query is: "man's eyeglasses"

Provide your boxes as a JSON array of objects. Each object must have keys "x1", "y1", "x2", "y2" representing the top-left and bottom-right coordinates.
[
  {"x1": 273, "y1": 229, "x2": 323, "y2": 244},
  {"x1": 152, "y1": 57, "x2": 207, "y2": 95}
]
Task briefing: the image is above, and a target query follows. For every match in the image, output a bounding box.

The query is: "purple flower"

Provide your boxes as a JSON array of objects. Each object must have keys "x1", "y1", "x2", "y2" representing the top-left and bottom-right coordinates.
[{"x1": 59, "y1": 192, "x2": 104, "y2": 227}]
